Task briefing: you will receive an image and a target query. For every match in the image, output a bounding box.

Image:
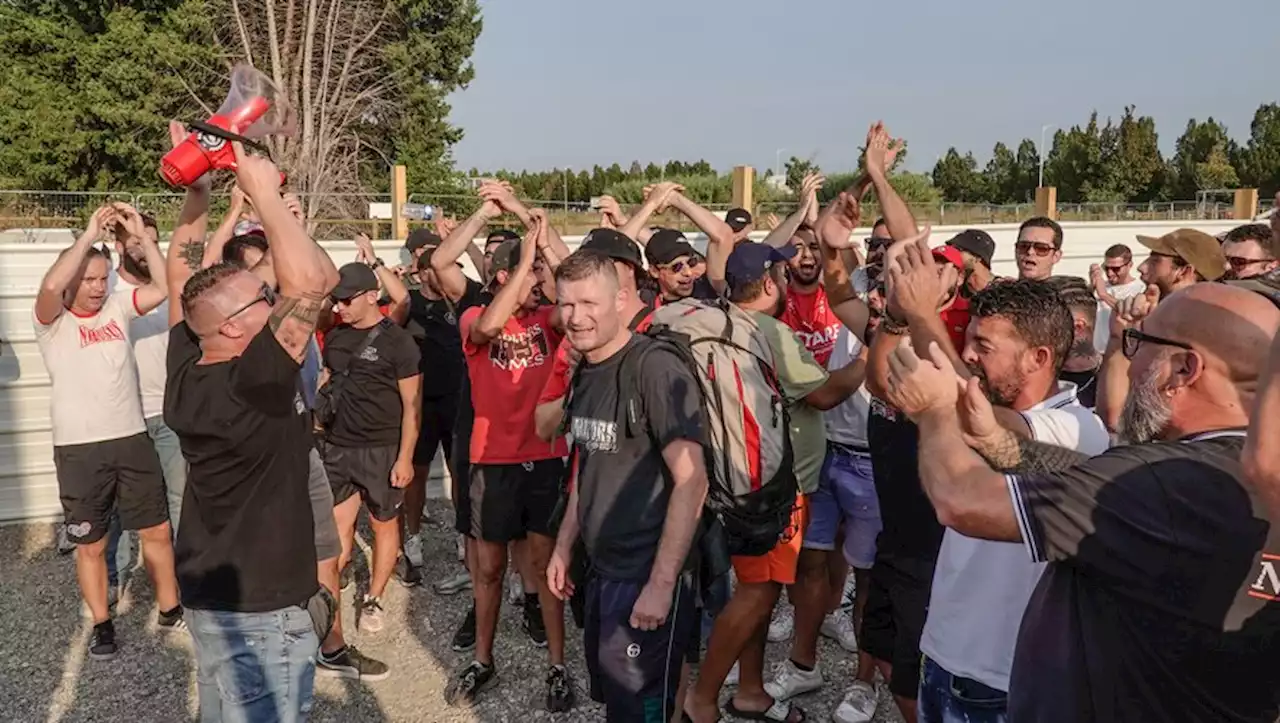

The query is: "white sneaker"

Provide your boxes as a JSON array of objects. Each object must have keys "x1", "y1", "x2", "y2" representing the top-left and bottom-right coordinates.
[
  {"x1": 507, "y1": 571, "x2": 525, "y2": 605},
  {"x1": 455, "y1": 535, "x2": 466, "y2": 562},
  {"x1": 404, "y1": 534, "x2": 424, "y2": 568},
  {"x1": 820, "y1": 611, "x2": 859, "y2": 652},
  {"x1": 832, "y1": 680, "x2": 879, "y2": 723},
  {"x1": 724, "y1": 661, "x2": 740, "y2": 687},
  {"x1": 767, "y1": 605, "x2": 794, "y2": 643},
  {"x1": 763, "y1": 658, "x2": 823, "y2": 701},
  {"x1": 842, "y1": 574, "x2": 857, "y2": 607},
  {"x1": 359, "y1": 595, "x2": 385, "y2": 633}
]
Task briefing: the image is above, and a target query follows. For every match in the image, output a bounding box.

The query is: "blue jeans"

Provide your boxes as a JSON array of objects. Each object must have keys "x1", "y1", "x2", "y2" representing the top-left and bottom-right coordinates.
[
  {"x1": 918, "y1": 656, "x2": 1009, "y2": 723},
  {"x1": 188, "y1": 606, "x2": 319, "y2": 723},
  {"x1": 105, "y1": 416, "x2": 187, "y2": 585}
]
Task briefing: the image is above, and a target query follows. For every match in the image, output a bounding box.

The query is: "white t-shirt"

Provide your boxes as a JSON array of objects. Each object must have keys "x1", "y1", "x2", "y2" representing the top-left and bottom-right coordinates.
[
  {"x1": 34, "y1": 290, "x2": 148, "y2": 446},
  {"x1": 115, "y1": 278, "x2": 171, "y2": 419},
  {"x1": 823, "y1": 327, "x2": 871, "y2": 449},
  {"x1": 919, "y1": 382, "x2": 1110, "y2": 693},
  {"x1": 1094, "y1": 278, "x2": 1147, "y2": 353}
]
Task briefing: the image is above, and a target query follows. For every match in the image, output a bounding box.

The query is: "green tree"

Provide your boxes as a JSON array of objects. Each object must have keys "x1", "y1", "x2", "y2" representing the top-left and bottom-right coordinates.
[
  {"x1": 1168, "y1": 117, "x2": 1239, "y2": 198},
  {"x1": 784, "y1": 156, "x2": 819, "y2": 192},
  {"x1": 1100, "y1": 106, "x2": 1165, "y2": 202},
  {"x1": 1012, "y1": 139, "x2": 1040, "y2": 201},
  {"x1": 1233, "y1": 103, "x2": 1280, "y2": 196},
  {"x1": 1044, "y1": 114, "x2": 1111, "y2": 203},
  {"x1": 932, "y1": 148, "x2": 986, "y2": 202},
  {"x1": 982, "y1": 142, "x2": 1018, "y2": 203}
]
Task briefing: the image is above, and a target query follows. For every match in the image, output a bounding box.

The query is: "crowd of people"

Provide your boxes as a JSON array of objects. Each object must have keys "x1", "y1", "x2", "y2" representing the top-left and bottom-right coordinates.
[{"x1": 35, "y1": 119, "x2": 1280, "y2": 723}]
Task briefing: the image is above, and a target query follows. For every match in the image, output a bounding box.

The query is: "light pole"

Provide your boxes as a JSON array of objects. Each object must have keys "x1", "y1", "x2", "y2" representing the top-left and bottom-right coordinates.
[
  {"x1": 775, "y1": 148, "x2": 786, "y2": 179},
  {"x1": 1038, "y1": 124, "x2": 1056, "y2": 188}
]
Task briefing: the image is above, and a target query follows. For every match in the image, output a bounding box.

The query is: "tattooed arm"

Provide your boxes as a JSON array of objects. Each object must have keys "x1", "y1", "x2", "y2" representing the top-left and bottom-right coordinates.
[
  {"x1": 166, "y1": 186, "x2": 211, "y2": 328},
  {"x1": 969, "y1": 427, "x2": 1094, "y2": 475},
  {"x1": 267, "y1": 292, "x2": 329, "y2": 362}
]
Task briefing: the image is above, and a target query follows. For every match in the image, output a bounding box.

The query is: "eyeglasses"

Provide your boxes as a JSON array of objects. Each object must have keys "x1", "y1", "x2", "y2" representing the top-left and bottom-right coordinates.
[
  {"x1": 1015, "y1": 241, "x2": 1057, "y2": 257},
  {"x1": 225, "y1": 284, "x2": 276, "y2": 322},
  {"x1": 1121, "y1": 328, "x2": 1193, "y2": 360},
  {"x1": 1226, "y1": 256, "x2": 1274, "y2": 271}
]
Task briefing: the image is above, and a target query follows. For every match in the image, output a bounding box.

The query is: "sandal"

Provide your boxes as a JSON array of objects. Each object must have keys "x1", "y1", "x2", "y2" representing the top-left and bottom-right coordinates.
[{"x1": 724, "y1": 697, "x2": 806, "y2": 722}]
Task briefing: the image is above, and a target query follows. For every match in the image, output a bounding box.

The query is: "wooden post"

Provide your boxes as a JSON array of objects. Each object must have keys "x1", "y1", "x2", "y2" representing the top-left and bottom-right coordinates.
[
  {"x1": 1034, "y1": 186, "x2": 1058, "y2": 220},
  {"x1": 391, "y1": 165, "x2": 408, "y2": 241},
  {"x1": 1234, "y1": 188, "x2": 1259, "y2": 222},
  {"x1": 732, "y1": 166, "x2": 755, "y2": 215}
]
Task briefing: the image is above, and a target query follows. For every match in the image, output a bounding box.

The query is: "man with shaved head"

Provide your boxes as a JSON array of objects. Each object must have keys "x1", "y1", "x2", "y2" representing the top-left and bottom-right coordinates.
[
  {"x1": 162, "y1": 133, "x2": 339, "y2": 720},
  {"x1": 875, "y1": 282, "x2": 1280, "y2": 722}
]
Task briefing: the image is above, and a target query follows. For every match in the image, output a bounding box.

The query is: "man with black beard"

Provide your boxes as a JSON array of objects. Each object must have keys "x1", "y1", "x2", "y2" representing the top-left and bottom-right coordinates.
[
  {"x1": 879, "y1": 282, "x2": 1280, "y2": 723},
  {"x1": 1045, "y1": 276, "x2": 1102, "y2": 408}
]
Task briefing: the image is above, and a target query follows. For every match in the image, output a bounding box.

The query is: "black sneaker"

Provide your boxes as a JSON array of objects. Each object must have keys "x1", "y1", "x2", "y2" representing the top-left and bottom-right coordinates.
[
  {"x1": 340, "y1": 563, "x2": 354, "y2": 593},
  {"x1": 523, "y1": 596, "x2": 548, "y2": 648},
  {"x1": 157, "y1": 605, "x2": 186, "y2": 632},
  {"x1": 394, "y1": 555, "x2": 422, "y2": 588},
  {"x1": 443, "y1": 660, "x2": 496, "y2": 708},
  {"x1": 451, "y1": 606, "x2": 477, "y2": 652},
  {"x1": 89, "y1": 620, "x2": 117, "y2": 660},
  {"x1": 318, "y1": 645, "x2": 390, "y2": 682},
  {"x1": 546, "y1": 664, "x2": 576, "y2": 713}
]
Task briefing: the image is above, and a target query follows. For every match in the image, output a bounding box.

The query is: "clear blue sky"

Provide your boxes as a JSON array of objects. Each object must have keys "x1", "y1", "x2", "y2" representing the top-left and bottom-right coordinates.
[{"x1": 447, "y1": 0, "x2": 1275, "y2": 176}]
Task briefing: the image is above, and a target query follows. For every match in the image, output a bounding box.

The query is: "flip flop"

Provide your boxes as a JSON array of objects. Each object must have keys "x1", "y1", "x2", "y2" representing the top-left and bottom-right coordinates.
[{"x1": 724, "y1": 697, "x2": 806, "y2": 722}]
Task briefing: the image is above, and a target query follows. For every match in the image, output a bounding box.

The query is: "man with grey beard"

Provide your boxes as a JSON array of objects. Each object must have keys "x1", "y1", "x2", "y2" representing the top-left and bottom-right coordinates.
[{"x1": 873, "y1": 282, "x2": 1280, "y2": 723}]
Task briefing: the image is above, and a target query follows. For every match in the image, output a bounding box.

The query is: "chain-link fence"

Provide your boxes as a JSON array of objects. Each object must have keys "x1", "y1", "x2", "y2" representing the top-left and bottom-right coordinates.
[{"x1": 3, "y1": 188, "x2": 1274, "y2": 239}]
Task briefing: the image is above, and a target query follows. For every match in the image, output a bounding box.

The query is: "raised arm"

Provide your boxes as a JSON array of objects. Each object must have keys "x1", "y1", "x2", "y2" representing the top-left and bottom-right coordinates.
[
  {"x1": 815, "y1": 191, "x2": 870, "y2": 343},
  {"x1": 36, "y1": 205, "x2": 115, "y2": 325},
  {"x1": 1245, "y1": 327, "x2": 1280, "y2": 521},
  {"x1": 231, "y1": 141, "x2": 338, "y2": 360},
  {"x1": 761, "y1": 173, "x2": 823, "y2": 248},
  {"x1": 431, "y1": 197, "x2": 500, "y2": 302},
  {"x1": 483, "y1": 182, "x2": 574, "y2": 262},
  {"x1": 864, "y1": 123, "x2": 917, "y2": 242},
  {"x1": 112, "y1": 203, "x2": 168, "y2": 313},
  {"x1": 355, "y1": 234, "x2": 408, "y2": 325},
  {"x1": 165, "y1": 121, "x2": 213, "y2": 328},
  {"x1": 618, "y1": 183, "x2": 684, "y2": 243},
  {"x1": 204, "y1": 186, "x2": 247, "y2": 269},
  {"x1": 668, "y1": 192, "x2": 736, "y2": 294},
  {"x1": 469, "y1": 218, "x2": 540, "y2": 346}
]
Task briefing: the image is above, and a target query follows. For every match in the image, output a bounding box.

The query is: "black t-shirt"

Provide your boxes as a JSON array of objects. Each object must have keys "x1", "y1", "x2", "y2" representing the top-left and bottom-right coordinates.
[
  {"x1": 568, "y1": 335, "x2": 706, "y2": 581},
  {"x1": 321, "y1": 320, "x2": 420, "y2": 448},
  {"x1": 1058, "y1": 367, "x2": 1098, "y2": 409},
  {"x1": 164, "y1": 324, "x2": 318, "y2": 612},
  {"x1": 866, "y1": 396, "x2": 945, "y2": 563},
  {"x1": 1008, "y1": 432, "x2": 1280, "y2": 723},
  {"x1": 409, "y1": 279, "x2": 484, "y2": 399},
  {"x1": 690, "y1": 275, "x2": 720, "y2": 301}
]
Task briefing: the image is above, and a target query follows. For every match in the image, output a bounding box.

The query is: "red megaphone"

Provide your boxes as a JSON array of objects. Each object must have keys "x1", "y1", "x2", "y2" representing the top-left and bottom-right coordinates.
[{"x1": 160, "y1": 64, "x2": 295, "y2": 188}]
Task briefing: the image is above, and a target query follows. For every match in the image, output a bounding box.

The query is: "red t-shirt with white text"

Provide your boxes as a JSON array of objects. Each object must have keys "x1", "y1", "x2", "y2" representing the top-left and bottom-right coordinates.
[
  {"x1": 461, "y1": 305, "x2": 568, "y2": 464},
  {"x1": 779, "y1": 285, "x2": 844, "y2": 366}
]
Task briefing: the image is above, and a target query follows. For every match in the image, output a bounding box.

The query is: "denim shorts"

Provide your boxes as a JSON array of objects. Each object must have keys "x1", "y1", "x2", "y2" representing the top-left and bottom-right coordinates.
[
  {"x1": 803, "y1": 443, "x2": 882, "y2": 568},
  {"x1": 188, "y1": 606, "x2": 319, "y2": 723},
  {"x1": 918, "y1": 655, "x2": 1009, "y2": 723}
]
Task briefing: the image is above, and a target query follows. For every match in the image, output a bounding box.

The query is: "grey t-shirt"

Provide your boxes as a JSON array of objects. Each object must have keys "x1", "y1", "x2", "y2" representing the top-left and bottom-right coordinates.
[{"x1": 568, "y1": 334, "x2": 705, "y2": 581}]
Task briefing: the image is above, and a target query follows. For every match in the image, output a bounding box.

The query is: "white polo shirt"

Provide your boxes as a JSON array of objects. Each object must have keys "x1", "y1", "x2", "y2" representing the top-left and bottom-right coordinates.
[
  {"x1": 34, "y1": 290, "x2": 147, "y2": 446},
  {"x1": 919, "y1": 382, "x2": 1110, "y2": 693}
]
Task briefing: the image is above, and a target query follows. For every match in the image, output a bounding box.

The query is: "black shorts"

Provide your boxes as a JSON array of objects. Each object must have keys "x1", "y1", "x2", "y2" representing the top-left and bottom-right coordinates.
[
  {"x1": 55, "y1": 432, "x2": 168, "y2": 544},
  {"x1": 413, "y1": 393, "x2": 459, "y2": 466},
  {"x1": 452, "y1": 408, "x2": 474, "y2": 536},
  {"x1": 321, "y1": 442, "x2": 403, "y2": 522},
  {"x1": 585, "y1": 574, "x2": 697, "y2": 722},
  {"x1": 860, "y1": 553, "x2": 935, "y2": 700},
  {"x1": 468, "y1": 459, "x2": 566, "y2": 543}
]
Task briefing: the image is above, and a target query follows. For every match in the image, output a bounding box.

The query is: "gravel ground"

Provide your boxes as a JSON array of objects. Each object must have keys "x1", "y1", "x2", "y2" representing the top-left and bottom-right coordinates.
[{"x1": 0, "y1": 502, "x2": 904, "y2": 723}]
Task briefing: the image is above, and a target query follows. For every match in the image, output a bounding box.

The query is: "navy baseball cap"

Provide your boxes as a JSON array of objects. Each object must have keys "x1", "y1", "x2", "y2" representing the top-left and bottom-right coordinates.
[{"x1": 724, "y1": 243, "x2": 796, "y2": 291}]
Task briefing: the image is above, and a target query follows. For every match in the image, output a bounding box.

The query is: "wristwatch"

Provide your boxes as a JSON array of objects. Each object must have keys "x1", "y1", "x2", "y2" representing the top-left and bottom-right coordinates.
[{"x1": 370, "y1": 257, "x2": 384, "y2": 269}]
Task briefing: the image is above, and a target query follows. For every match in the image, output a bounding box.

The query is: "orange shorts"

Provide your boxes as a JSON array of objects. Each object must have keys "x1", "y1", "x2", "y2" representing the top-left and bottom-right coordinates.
[{"x1": 730, "y1": 495, "x2": 808, "y2": 585}]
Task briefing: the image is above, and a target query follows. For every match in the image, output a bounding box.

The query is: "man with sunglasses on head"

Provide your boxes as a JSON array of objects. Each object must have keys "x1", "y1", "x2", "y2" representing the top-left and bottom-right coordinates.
[
  {"x1": 164, "y1": 133, "x2": 339, "y2": 720},
  {"x1": 1220, "y1": 223, "x2": 1279, "y2": 280},
  {"x1": 1014, "y1": 217, "x2": 1063, "y2": 280}
]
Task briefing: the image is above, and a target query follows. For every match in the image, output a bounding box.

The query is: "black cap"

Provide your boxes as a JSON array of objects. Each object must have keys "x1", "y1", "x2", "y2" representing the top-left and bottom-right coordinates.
[
  {"x1": 581, "y1": 228, "x2": 643, "y2": 268},
  {"x1": 486, "y1": 228, "x2": 521, "y2": 246},
  {"x1": 645, "y1": 228, "x2": 698, "y2": 266},
  {"x1": 947, "y1": 229, "x2": 996, "y2": 269},
  {"x1": 330, "y1": 262, "x2": 380, "y2": 300},
  {"x1": 490, "y1": 239, "x2": 522, "y2": 274},
  {"x1": 724, "y1": 243, "x2": 796, "y2": 291},
  {"x1": 405, "y1": 228, "x2": 441, "y2": 252},
  {"x1": 725, "y1": 208, "x2": 753, "y2": 232}
]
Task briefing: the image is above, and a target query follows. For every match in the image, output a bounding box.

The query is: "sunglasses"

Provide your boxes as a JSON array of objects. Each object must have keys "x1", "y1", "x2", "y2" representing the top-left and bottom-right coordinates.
[
  {"x1": 1226, "y1": 256, "x2": 1274, "y2": 270},
  {"x1": 1015, "y1": 241, "x2": 1057, "y2": 257},
  {"x1": 225, "y1": 284, "x2": 276, "y2": 322},
  {"x1": 1103, "y1": 263, "x2": 1129, "y2": 273},
  {"x1": 1121, "y1": 328, "x2": 1193, "y2": 360},
  {"x1": 866, "y1": 236, "x2": 893, "y2": 249},
  {"x1": 660, "y1": 260, "x2": 694, "y2": 274}
]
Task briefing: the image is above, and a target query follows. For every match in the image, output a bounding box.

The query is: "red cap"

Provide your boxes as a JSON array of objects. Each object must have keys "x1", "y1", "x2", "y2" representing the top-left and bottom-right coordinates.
[{"x1": 932, "y1": 245, "x2": 965, "y2": 270}]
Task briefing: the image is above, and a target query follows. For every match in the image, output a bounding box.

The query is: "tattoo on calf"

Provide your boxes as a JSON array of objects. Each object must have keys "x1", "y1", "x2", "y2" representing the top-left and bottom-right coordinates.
[{"x1": 977, "y1": 430, "x2": 1092, "y2": 474}]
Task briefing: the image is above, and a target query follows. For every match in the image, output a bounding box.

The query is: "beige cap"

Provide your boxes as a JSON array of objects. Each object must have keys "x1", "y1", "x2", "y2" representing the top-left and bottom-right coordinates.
[{"x1": 1135, "y1": 228, "x2": 1228, "y2": 282}]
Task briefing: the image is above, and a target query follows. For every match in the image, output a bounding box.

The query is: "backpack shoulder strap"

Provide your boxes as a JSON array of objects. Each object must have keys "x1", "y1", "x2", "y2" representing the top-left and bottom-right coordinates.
[{"x1": 334, "y1": 319, "x2": 389, "y2": 376}]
